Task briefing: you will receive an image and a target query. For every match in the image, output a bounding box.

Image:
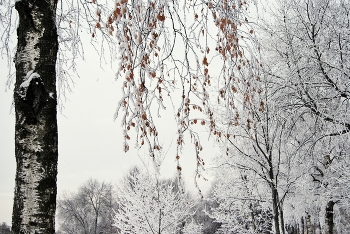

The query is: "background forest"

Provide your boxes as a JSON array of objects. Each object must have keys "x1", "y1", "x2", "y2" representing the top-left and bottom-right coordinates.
[{"x1": 1, "y1": 0, "x2": 350, "y2": 233}]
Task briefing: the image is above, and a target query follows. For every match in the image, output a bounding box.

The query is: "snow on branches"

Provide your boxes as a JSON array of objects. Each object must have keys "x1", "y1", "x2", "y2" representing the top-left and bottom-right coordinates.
[
  {"x1": 113, "y1": 167, "x2": 196, "y2": 233},
  {"x1": 93, "y1": 0, "x2": 262, "y2": 186}
]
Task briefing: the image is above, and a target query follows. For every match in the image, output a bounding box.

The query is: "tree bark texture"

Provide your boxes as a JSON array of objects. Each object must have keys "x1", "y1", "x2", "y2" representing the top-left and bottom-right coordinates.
[
  {"x1": 301, "y1": 217, "x2": 305, "y2": 234},
  {"x1": 305, "y1": 214, "x2": 313, "y2": 234},
  {"x1": 279, "y1": 206, "x2": 286, "y2": 234},
  {"x1": 324, "y1": 201, "x2": 335, "y2": 234},
  {"x1": 272, "y1": 187, "x2": 281, "y2": 234},
  {"x1": 12, "y1": 0, "x2": 58, "y2": 233}
]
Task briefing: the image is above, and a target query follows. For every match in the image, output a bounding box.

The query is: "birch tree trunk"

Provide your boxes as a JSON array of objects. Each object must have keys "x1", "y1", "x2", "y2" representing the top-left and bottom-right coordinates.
[{"x1": 12, "y1": 0, "x2": 58, "y2": 233}]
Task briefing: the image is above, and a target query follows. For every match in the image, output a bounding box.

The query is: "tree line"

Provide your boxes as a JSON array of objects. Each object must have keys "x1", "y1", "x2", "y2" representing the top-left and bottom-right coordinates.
[{"x1": 55, "y1": 168, "x2": 204, "y2": 234}]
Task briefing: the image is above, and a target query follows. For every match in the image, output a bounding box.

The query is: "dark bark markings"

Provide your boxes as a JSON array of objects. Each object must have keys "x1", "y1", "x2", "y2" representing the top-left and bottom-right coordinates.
[{"x1": 12, "y1": 0, "x2": 58, "y2": 233}]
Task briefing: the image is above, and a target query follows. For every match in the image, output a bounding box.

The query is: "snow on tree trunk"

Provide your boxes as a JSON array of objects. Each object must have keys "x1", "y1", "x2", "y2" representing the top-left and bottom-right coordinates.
[{"x1": 12, "y1": 0, "x2": 58, "y2": 233}]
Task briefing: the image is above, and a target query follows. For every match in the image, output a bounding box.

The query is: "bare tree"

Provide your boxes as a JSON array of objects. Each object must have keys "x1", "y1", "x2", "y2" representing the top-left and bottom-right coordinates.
[
  {"x1": 0, "y1": 222, "x2": 11, "y2": 234},
  {"x1": 56, "y1": 179, "x2": 118, "y2": 234},
  {"x1": 258, "y1": 0, "x2": 350, "y2": 232},
  {"x1": 208, "y1": 58, "x2": 309, "y2": 233}
]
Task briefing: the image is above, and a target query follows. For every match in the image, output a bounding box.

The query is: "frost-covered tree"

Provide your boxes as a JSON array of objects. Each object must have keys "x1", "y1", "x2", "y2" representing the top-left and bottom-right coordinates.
[
  {"x1": 113, "y1": 167, "x2": 195, "y2": 234},
  {"x1": 190, "y1": 199, "x2": 222, "y2": 234},
  {"x1": 56, "y1": 179, "x2": 118, "y2": 234},
  {"x1": 210, "y1": 69, "x2": 304, "y2": 234},
  {"x1": 258, "y1": 0, "x2": 350, "y2": 232},
  {"x1": 208, "y1": 159, "x2": 274, "y2": 233},
  {"x1": 182, "y1": 219, "x2": 203, "y2": 234}
]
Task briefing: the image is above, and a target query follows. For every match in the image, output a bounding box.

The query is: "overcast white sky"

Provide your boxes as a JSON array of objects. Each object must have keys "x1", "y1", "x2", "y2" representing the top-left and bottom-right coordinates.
[{"x1": 0, "y1": 39, "x2": 216, "y2": 225}]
